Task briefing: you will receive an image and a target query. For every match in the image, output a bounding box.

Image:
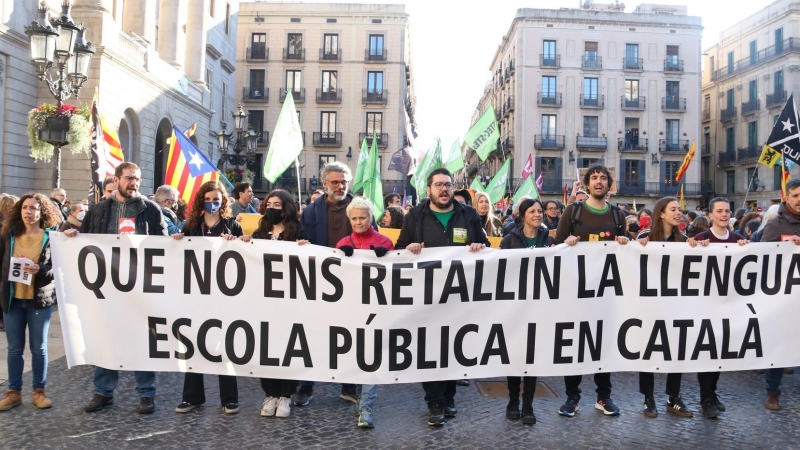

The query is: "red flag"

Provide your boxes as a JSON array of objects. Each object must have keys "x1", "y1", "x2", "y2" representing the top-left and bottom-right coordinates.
[{"x1": 521, "y1": 154, "x2": 534, "y2": 179}]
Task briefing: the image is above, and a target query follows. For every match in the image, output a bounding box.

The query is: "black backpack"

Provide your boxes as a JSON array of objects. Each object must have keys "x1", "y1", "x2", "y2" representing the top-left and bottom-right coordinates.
[{"x1": 569, "y1": 201, "x2": 627, "y2": 237}]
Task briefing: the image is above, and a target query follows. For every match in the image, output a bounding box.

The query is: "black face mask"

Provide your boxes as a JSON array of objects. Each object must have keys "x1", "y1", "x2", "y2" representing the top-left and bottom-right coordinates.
[
  {"x1": 628, "y1": 223, "x2": 640, "y2": 233},
  {"x1": 265, "y1": 208, "x2": 284, "y2": 225}
]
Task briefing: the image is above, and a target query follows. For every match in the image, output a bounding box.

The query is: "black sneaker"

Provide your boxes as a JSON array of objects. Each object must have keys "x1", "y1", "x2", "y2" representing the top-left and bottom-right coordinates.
[
  {"x1": 138, "y1": 397, "x2": 155, "y2": 415},
  {"x1": 643, "y1": 396, "x2": 657, "y2": 418},
  {"x1": 666, "y1": 396, "x2": 693, "y2": 417},
  {"x1": 595, "y1": 398, "x2": 620, "y2": 416},
  {"x1": 340, "y1": 385, "x2": 359, "y2": 404},
  {"x1": 223, "y1": 402, "x2": 239, "y2": 415},
  {"x1": 701, "y1": 398, "x2": 719, "y2": 418},
  {"x1": 521, "y1": 403, "x2": 536, "y2": 425},
  {"x1": 714, "y1": 394, "x2": 726, "y2": 412},
  {"x1": 175, "y1": 401, "x2": 201, "y2": 414},
  {"x1": 558, "y1": 396, "x2": 580, "y2": 417},
  {"x1": 428, "y1": 405, "x2": 445, "y2": 426},
  {"x1": 506, "y1": 398, "x2": 520, "y2": 420},
  {"x1": 84, "y1": 394, "x2": 113, "y2": 413},
  {"x1": 444, "y1": 398, "x2": 457, "y2": 417},
  {"x1": 293, "y1": 386, "x2": 313, "y2": 406}
]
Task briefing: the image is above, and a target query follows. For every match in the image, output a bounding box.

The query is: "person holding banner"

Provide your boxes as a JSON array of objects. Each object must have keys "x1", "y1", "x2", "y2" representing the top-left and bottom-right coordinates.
[
  {"x1": 636, "y1": 197, "x2": 693, "y2": 419},
  {"x1": 170, "y1": 181, "x2": 245, "y2": 415},
  {"x1": 499, "y1": 198, "x2": 554, "y2": 425},
  {"x1": 555, "y1": 165, "x2": 629, "y2": 418},
  {"x1": 63, "y1": 162, "x2": 168, "y2": 415},
  {"x1": 474, "y1": 191, "x2": 503, "y2": 237},
  {"x1": 252, "y1": 189, "x2": 308, "y2": 418},
  {"x1": 0, "y1": 193, "x2": 61, "y2": 411},
  {"x1": 396, "y1": 168, "x2": 490, "y2": 427},
  {"x1": 335, "y1": 197, "x2": 394, "y2": 428}
]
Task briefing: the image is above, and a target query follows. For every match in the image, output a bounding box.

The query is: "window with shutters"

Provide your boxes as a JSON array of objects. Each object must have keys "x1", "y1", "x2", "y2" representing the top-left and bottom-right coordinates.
[
  {"x1": 663, "y1": 161, "x2": 681, "y2": 187},
  {"x1": 727, "y1": 170, "x2": 736, "y2": 194}
]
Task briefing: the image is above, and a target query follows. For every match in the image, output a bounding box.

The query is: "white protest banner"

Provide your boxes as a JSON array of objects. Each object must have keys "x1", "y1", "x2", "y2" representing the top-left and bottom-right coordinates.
[
  {"x1": 9, "y1": 256, "x2": 34, "y2": 285},
  {"x1": 50, "y1": 233, "x2": 800, "y2": 384}
]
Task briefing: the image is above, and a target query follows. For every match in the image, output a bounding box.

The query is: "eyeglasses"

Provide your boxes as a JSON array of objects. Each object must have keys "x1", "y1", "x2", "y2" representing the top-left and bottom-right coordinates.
[
  {"x1": 326, "y1": 180, "x2": 349, "y2": 187},
  {"x1": 430, "y1": 182, "x2": 454, "y2": 190},
  {"x1": 164, "y1": 199, "x2": 176, "y2": 205},
  {"x1": 546, "y1": 207, "x2": 559, "y2": 211},
  {"x1": 122, "y1": 175, "x2": 142, "y2": 183}
]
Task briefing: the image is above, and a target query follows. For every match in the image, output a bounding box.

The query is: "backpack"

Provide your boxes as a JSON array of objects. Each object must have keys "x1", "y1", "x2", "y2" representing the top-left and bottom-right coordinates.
[{"x1": 569, "y1": 201, "x2": 626, "y2": 237}]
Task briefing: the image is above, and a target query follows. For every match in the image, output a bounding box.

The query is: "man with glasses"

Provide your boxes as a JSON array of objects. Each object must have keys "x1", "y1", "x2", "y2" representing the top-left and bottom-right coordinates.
[
  {"x1": 543, "y1": 200, "x2": 560, "y2": 230},
  {"x1": 299, "y1": 161, "x2": 376, "y2": 407},
  {"x1": 154, "y1": 185, "x2": 184, "y2": 235},
  {"x1": 396, "y1": 168, "x2": 490, "y2": 427}
]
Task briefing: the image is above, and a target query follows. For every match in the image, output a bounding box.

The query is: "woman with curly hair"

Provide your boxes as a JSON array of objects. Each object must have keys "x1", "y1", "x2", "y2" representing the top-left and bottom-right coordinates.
[
  {"x1": 171, "y1": 181, "x2": 248, "y2": 415},
  {"x1": 378, "y1": 205, "x2": 404, "y2": 229},
  {"x1": 0, "y1": 193, "x2": 62, "y2": 411},
  {"x1": 0, "y1": 194, "x2": 19, "y2": 230},
  {"x1": 474, "y1": 191, "x2": 503, "y2": 237}
]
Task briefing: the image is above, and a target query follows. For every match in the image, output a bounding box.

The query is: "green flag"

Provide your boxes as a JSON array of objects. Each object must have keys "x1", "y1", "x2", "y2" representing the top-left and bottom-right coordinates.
[
  {"x1": 352, "y1": 137, "x2": 369, "y2": 193},
  {"x1": 470, "y1": 177, "x2": 485, "y2": 192},
  {"x1": 512, "y1": 175, "x2": 539, "y2": 203},
  {"x1": 263, "y1": 91, "x2": 304, "y2": 182},
  {"x1": 485, "y1": 158, "x2": 511, "y2": 204},
  {"x1": 412, "y1": 138, "x2": 442, "y2": 200},
  {"x1": 443, "y1": 137, "x2": 464, "y2": 174},
  {"x1": 361, "y1": 132, "x2": 384, "y2": 217},
  {"x1": 464, "y1": 105, "x2": 500, "y2": 161}
]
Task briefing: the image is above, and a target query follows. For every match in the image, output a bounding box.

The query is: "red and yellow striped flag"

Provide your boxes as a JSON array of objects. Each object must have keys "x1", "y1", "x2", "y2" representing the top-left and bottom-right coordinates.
[
  {"x1": 782, "y1": 156, "x2": 791, "y2": 201},
  {"x1": 674, "y1": 141, "x2": 696, "y2": 183},
  {"x1": 98, "y1": 115, "x2": 124, "y2": 178},
  {"x1": 165, "y1": 126, "x2": 218, "y2": 209},
  {"x1": 184, "y1": 123, "x2": 197, "y2": 138}
]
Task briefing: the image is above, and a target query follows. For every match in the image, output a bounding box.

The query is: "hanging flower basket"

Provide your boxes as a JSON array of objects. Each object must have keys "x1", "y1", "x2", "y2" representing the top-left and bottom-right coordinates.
[{"x1": 27, "y1": 103, "x2": 91, "y2": 162}]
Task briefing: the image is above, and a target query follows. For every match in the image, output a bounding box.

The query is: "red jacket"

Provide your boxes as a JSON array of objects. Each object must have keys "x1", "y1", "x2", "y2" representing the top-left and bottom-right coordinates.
[{"x1": 336, "y1": 227, "x2": 395, "y2": 251}]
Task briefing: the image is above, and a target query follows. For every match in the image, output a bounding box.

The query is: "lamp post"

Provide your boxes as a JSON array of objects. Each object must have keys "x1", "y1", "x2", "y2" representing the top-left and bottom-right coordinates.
[
  {"x1": 216, "y1": 104, "x2": 258, "y2": 181},
  {"x1": 25, "y1": 1, "x2": 95, "y2": 188}
]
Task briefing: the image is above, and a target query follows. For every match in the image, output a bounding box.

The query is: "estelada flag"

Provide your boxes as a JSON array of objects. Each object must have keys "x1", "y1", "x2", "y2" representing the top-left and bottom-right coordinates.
[
  {"x1": 165, "y1": 125, "x2": 219, "y2": 209},
  {"x1": 674, "y1": 141, "x2": 695, "y2": 183}
]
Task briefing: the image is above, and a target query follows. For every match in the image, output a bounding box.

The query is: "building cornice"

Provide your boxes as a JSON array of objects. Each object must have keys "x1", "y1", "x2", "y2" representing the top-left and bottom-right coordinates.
[
  {"x1": 206, "y1": 43, "x2": 222, "y2": 61},
  {"x1": 0, "y1": 25, "x2": 30, "y2": 47},
  {"x1": 220, "y1": 58, "x2": 235, "y2": 74}
]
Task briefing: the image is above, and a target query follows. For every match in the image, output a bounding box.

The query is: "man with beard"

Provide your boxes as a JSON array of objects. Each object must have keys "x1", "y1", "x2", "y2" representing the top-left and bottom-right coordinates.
[
  {"x1": 395, "y1": 168, "x2": 490, "y2": 427},
  {"x1": 63, "y1": 162, "x2": 167, "y2": 414},
  {"x1": 154, "y1": 185, "x2": 184, "y2": 235},
  {"x1": 298, "y1": 161, "x2": 376, "y2": 407},
  {"x1": 554, "y1": 165, "x2": 629, "y2": 418}
]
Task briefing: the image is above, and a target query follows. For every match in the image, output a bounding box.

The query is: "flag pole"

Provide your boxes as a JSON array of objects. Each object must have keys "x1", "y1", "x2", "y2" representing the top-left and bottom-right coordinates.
[
  {"x1": 743, "y1": 168, "x2": 756, "y2": 207},
  {"x1": 296, "y1": 157, "x2": 303, "y2": 205}
]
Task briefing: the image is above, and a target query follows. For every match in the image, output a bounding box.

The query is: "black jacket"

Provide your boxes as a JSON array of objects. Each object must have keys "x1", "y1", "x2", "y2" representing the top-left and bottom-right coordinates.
[
  {"x1": 0, "y1": 230, "x2": 56, "y2": 313},
  {"x1": 87, "y1": 195, "x2": 167, "y2": 236},
  {"x1": 499, "y1": 225, "x2": 553, "y2": 249},
  {"x1": 396, "y1": 199, "x2": 489, "y2": 249}
]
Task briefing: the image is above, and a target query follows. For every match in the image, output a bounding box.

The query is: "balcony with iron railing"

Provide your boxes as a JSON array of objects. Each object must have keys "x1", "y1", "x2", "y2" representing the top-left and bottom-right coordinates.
[
  {"x1": 539, "y1": 178, "x2": 565, "y2": 193},
  {"x1": 365, "y1": 48, "x2": 387, "y2": 62},
  {"x1": 503, "y1": 135, "x2": 514, "y2": 150},
  {"x1": 712, "y1": 37, "x2": 800, "y2": 81},
  {"x1": 580, "y1": 94, "x2": 604, "y2": 109},
  {"x1": 737, "y1": 145, "x2": 761, "y2": 162},
  {"x1": 621, "y1": 96, "x2": 645, "y2": 110},
  {"x1": 720, "y1": 106, "x2": 736, "y2": 122},
  {"x1": 702, "y1": 143, "x2": 711, "y2": 156},
  {"x1": 618, "y1": 138, "x2": 648, "y2": 152},
  {"x1": 312, "y1": 131, "x2": 342, "y2": 147},
  {"x1": 534, "y1": 134, "x2": 565, "y2": 150},
  {"x1": 506, "y1": 60, "x2": 515, "y2": 76},
  {"x1": 623, "y1": 57, "x2": 643, "y2": 71},
  {"x1": 279, "y1": 88, "x2": 305, "y2": 103},
  {"x1": 741, "y1": 99, "x2": 760, "y2": 116},
  {"x1": 359, "y1": 132, "x2": 389, "y2": 148},
  {"x1": 540, "y1": 54, "x2": 560, "y2": 68},
  {"x1": 362, "y1": 89, "x2": 388, "y2": 105},
  {"x1": 505, "y1": 97, "x2": 515, "y2": 114},
  {"x1": 646, "y1": 182, "x2": 700, "y2": 196},
  {"x1": 255, "y1": 131, "x2": 270, "y2": 146},
  {"x1": 702, "y1": 109, "x2": 711, "y2": 122},
  {"x1": 662, "y1": 97, "x2": 686, "y2": 112},
  {"x1": 246, "y1": 46, "x2": 269, "y2": 61},
  {"x1": 319, "y1": 48, "x2": 341, "y2": 62},
  {"x1": 617, "y1": 182, "x2": 646, "y2": 195},
  {"x1": 659, "y1": 139, "x2": 691, "y2": 153},
  {"x1": 243, "y1": 86, "x2": 268, "y2": 103},
  {"x1": 582, "y1": 55, "x2": 602, "y2": 70},
  {"x1": 316, "y1": 88, "x2": 342, "y2": 104},
  {"x1": 664, "y1": 59, "x2": 683, "y2": 72},
  {"x1": 538, "y1": 92, "x2": 562, "y2": 107},
  {"x1": 718, "y1": 150, "x2": 737, "y2": 166},
  {"x1": 576, "y1": 136, "x2": 607, "y2": 151},
  {"x1": 767, "y1": 90, "x2": 787, "y2": 109},
  {"x1": 282, "y1": 48, "x2": 305, "y2": 62}
]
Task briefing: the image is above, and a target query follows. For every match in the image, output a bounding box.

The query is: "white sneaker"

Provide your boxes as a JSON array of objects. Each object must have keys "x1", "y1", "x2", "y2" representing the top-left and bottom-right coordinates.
[
  {"x1": 276, "y1": 397, "x2": 291, "y2": 418},
  {"x1": 260, "y1": 397, "x2": 278, "y2": 417}
]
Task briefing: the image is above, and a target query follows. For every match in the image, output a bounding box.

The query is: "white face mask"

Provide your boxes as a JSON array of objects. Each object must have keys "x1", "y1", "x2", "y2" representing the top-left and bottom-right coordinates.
[{"x1": 77, "y1": 211, "x2": 86, "y2": 221}]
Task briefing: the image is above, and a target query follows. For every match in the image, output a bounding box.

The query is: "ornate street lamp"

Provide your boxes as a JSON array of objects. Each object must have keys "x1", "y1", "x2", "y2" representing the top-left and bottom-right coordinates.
[{"x1": 216, "y1": 104, "x2": 259, "y2": 180}]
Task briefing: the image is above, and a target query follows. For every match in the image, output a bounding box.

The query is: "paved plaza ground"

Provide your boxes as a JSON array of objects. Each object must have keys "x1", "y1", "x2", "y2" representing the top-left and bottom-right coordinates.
[{"x1": 1, "y1": 309, "x2": 798, "y2": 449}]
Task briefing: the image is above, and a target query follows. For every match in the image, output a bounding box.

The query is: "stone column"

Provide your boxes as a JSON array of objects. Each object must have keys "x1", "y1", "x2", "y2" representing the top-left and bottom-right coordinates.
[
  {"x1": 121, "y1": 0, "x2": 156, "y2": 46},
  {"x1": 157, "y1": 0, "x2": 185, "y2": 69},
  {"x1": 184, "y1": 0, "x2": 208, "y2": 87}
]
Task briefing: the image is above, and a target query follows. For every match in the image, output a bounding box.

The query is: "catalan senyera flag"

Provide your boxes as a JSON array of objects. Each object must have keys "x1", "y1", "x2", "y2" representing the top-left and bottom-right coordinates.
[
  {"x1": 674, "y1": 141, "x2": 696, "y2": 183},
  {"x1": 782, "y1": 154, "x2": 791, "y2": 201},
  {"x1": 184, "y1": 123, "x2": 197, "y2": 138},
  {"x1": 89, "y1": 89, "x2": 124, "y2": 205},
  {"x1": 98, "y1": 115, "x2": 123, "y2": 178},
  {"x1": 165, "y1": 125, "x2": 218, "y2": 208}
]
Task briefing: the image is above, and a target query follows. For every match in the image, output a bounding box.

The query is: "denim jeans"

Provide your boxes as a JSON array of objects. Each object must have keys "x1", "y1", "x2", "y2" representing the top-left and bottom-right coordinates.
[
  {"x1": 3, "y1": 300, "x2": 51, "y2": 391},
  {"x1": 358, "y1": 384, "x2": 377, "y2": 409},
  {"x1": 766, "y1": 368, "x2": 783, "y2": 395},
  {"x1": 94, "y1": 367, "x2": 156, "y2": 398}
]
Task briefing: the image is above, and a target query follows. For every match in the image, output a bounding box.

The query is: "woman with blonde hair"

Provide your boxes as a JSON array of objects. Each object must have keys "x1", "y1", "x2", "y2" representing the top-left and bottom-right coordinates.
[{"x1": 473, "y1": 191, "x2": 502, "y2": 237}]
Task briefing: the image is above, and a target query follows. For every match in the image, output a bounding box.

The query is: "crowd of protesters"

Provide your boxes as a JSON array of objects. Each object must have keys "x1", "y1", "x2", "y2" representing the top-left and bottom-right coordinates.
[{"x1": 1, "y1": 161, "x2": 799, "y2": 430}]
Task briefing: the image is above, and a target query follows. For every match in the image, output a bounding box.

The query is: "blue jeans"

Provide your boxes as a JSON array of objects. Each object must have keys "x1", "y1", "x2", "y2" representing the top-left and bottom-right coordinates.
[
  {"x1": 766, "y1": 368, "x2": 783, "y2": 395},
  {"x1": 3, "y1": 300, "x2": 51, "y2": 391},
  {"x1": 94, "y1": 367, "x2": 155, "y2": 398},
  {"x1": 358, "y1": 384, "x2": 377, "y2": 409}
]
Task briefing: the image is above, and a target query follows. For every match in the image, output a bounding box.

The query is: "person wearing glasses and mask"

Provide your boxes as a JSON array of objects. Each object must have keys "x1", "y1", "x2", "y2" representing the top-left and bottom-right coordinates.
[{"x1": 542, "y1": 201, "x2": 560, "y2": 231}]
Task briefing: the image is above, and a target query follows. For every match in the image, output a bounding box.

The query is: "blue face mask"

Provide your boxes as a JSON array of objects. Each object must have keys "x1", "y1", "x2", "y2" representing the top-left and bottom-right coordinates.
[{"x1": 204, "y1": 201, "x2": 222, "y2": 215}]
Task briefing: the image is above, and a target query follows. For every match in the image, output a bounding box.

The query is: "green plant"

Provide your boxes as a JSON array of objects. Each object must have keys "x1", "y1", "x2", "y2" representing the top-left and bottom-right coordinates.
[{"x1": 27, "y1": 103, "x2": 91, "y2": 161}]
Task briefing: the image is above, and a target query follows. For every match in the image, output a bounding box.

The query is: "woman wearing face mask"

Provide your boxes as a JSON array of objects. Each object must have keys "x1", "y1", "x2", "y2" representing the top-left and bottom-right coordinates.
[
  {"x1": 474, "y1": 191, "x2": 503, "y2": 237},
  {"x1": 58, "y1": 204, "x2": 86, "y2": 232},
  {"x1": 625, "y1": 216, "x2": 640, "y2": 239},
  {"x1": 171, "y1": 181, "x2": 247, "y2": 416},
  {"x1": 498, "y1": 198, "x2": 553, "y2": 425},
  {"x1": 636, "y1": 196, "x2": 693, "y2": 419},
  {"x1": 251, "y1": 190, "x2": 307, "y2": 418}
]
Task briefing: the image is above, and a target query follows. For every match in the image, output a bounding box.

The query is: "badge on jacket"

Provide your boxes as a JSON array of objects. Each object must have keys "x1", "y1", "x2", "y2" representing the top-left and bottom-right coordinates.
[
  {"x1": 453, "y1": 228, "x2": 467, "y2": 244},
  {"x1": 119, "y1": 218, "x2": 136, "y2": 235}
]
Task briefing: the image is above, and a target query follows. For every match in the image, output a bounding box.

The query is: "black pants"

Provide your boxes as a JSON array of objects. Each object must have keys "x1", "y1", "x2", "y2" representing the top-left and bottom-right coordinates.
[
  {"x1": 507, "y1": 376, "x2": 537, "y2": 401},
  {"x1": 697, "y1": 372, "x2": 720, "y2": 401},
  {"x1": 182, "y1": 373, "x2": 238, "y2": 405},
  {"x1": 639, "y1": 372, "x2": 682, "y2": 398},
  {"x1": 423, "y1": 380, "x2": 457, "y2": 408},
  {"x1": 564, "y1": 373, "x2": 611, "y2": 400},
  {"x1": 260, "y1": 378, "x2": 298, "y2": 398}
]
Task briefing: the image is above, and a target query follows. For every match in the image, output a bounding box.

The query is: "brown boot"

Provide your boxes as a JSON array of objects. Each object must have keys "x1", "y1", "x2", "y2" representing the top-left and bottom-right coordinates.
[
  {"x1": 765, "y1": 393, "x2": 780, "y2": 411},
  {"x1": 32, "y1": 388, "x2": 53, "y2": 409},
  {"x1": 0, "y1": 390, "x2": 22, "y2": 411}
]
